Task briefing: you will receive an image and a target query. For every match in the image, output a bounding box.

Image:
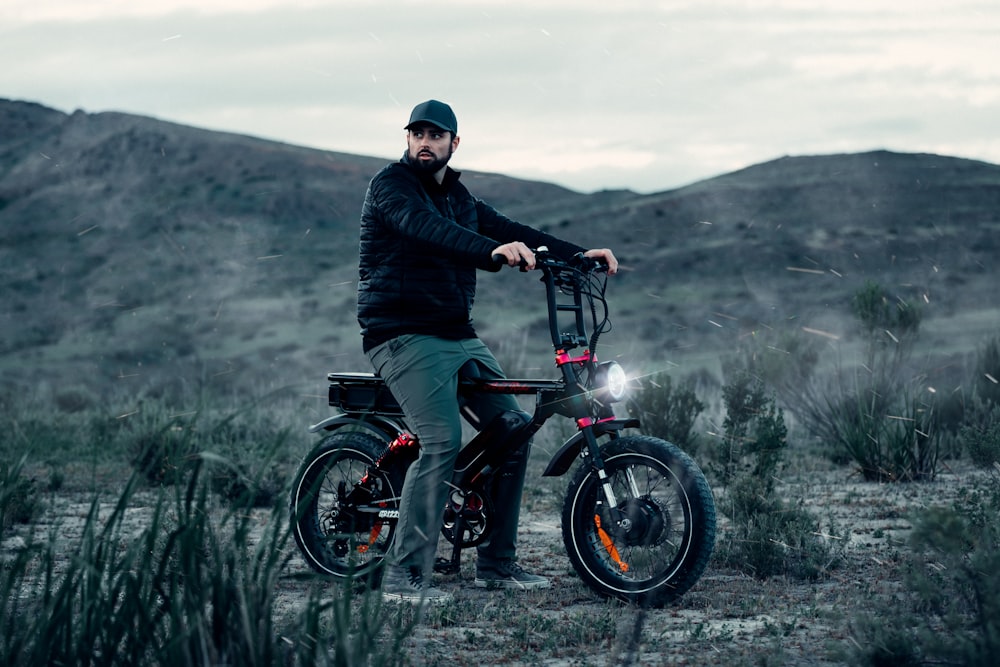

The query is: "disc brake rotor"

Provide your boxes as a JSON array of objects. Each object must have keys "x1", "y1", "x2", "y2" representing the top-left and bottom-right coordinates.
[{"x1": 601, "y1": 496, "x2": 669, "y2": 548}]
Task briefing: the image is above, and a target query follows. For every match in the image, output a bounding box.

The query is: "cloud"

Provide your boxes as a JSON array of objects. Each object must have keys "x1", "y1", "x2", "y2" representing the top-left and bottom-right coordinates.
[{"x1": 2, "y1": 0, "x2": 998, "y2": 193}]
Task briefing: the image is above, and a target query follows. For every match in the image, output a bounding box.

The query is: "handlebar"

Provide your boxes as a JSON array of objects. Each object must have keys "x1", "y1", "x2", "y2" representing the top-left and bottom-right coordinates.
[
  {"x1": 489, "y1": 247, "x2": 608, "y2": 275},
  {"x1": 489, "y1": 246, "x2": 612, "y2": 353}
]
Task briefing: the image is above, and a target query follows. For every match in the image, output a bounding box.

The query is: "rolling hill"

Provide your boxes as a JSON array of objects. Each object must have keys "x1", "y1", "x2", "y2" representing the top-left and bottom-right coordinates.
[{"x1": 2, "y1": 98, "x2": 999, "y2": 401}]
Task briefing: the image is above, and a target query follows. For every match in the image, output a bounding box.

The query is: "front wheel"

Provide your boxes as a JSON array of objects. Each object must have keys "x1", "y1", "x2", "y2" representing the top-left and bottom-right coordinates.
[{"x1": 562, "y1": 435, "x2": 716, "y2": 607}]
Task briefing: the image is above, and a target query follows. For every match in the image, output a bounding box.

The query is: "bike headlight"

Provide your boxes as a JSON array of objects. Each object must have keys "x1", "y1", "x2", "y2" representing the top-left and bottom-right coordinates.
[{"x1": 595, "y1": 361, "x2": 628, "y2": 402}]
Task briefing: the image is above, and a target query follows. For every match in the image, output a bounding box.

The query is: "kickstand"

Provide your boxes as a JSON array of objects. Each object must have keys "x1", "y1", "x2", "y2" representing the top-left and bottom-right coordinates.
[{"x1": 433, "y1": 507, "x2": 467, "y2": 575}]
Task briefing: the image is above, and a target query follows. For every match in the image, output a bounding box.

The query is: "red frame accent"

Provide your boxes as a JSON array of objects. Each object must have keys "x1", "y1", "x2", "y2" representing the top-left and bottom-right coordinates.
[
  {"x1": 576, "y1": 415, "x2": 617, "y2": 429},
  {"x1": 390, "y1": 432, "x2": 417, "y2": 449},
  {"x1": 363, "y1": 431, "x2": 419, "y2": 484},
  {"x1": 555, "y1": 348, "x2": 591, "y2": 366}
]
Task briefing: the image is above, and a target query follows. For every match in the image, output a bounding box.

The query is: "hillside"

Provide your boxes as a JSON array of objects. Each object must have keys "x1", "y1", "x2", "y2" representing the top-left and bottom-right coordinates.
[
  {"x1": 563, "y1": 150, "x2": 1000, "y2": 362},
  {"x1": 2, "y1": 98, "x2": 999, "y2": 400}
]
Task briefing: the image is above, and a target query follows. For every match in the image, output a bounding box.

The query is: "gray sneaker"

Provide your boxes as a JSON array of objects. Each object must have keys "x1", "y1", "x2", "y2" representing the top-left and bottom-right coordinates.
[
  {"x1": 475, "y1": 559, "x2": 551, "y2": 590},
  {"x1": 382, "y1": 565, "x2": 452, "y2": 605}
]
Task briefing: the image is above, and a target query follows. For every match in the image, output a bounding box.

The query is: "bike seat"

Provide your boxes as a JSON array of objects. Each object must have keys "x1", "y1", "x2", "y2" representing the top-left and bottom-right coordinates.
[{"x1": 327, "y1": 371, "x2": 382, "y2": 383}]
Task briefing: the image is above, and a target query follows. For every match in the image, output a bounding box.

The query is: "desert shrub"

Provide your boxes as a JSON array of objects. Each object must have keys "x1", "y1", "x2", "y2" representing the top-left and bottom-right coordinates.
[
  {"x1": 959, "y1": 337, "x2": 1000, "y2": 468},
  {"x1": 0, "y1": 458, "x2": 42, "y2": 535},
  {"x1": 208, "y1": 456, "x2": 284, "y2": 508},
  {"x1": 714, "y1": 373, "x2": 840, "y2": 580},
  {"x1": 627, "y1": 371, "x2": 705, "y2": 453},
  {"x1": 713, "y1": 373, "x2": 786, "y2": 484},
  {"x1": 128, "y1": 408, "x2": 200, "y2": 485},
  {"x1": 932, "y1": 384, "x2": 968, "y2": 454},
  {"x1": 920, "y1": 338, "x2": 1000, "y2": 465},
  {"x1": 973, "y1": 336, "x2": 1000, "y2": 407},
  {"x1": 850, "y1": 280, "x2": 922, "y2": 369},
  {"x1": 203, "y1": 411, "x2": 292, "y2": 508},
  {"x1": 960, "y1": 397, "x2": 1000, "y2": 468},
  {"x1": 823, "y1": 378, "x2": 940, "y2": 482},
  {"x1": 829, "y1": 283, "x2": 936, "y2": 480},
  {"x1": 724, "y1": 326, "x2": 823, "y2": 419},
  {"x1": 776, "y1": 282, "x2": 941, "y2": 481},
  {"x1": 849, "y1": 471, "x2": 1000, "y2": 666},
  {"x1": 53, "y1": 386, "x2": 98, "y2": 413}
]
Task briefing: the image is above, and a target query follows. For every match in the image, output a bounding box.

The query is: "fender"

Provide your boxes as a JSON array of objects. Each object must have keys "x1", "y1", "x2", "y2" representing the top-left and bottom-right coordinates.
[
  {"x1": 541, "y1": 418, "x2": 639, "y2": 477},
  {"x1": 308, "y1": 413, "x2": 407, "y2": 442}
]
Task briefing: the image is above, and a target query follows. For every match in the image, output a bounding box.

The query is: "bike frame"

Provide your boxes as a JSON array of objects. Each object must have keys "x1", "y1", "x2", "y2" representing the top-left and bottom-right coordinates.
[{"x1": 307, "y1": 251, "x2": 637, "y2": 572}]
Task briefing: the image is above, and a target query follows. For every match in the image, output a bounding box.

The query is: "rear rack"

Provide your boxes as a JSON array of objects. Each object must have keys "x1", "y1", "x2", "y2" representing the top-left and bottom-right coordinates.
[{"x1": 327, "y1": 372, "x2": 403, "y2": 415}]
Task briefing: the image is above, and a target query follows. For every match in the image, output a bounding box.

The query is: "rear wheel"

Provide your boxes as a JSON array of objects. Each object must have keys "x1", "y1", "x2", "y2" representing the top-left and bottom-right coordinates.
[
  {"x1": 562, "y1": 435, "x2": 716, "y2": 607},
  {"x1": 289, "y1": 431, "x2": 400, "y2": 581}
]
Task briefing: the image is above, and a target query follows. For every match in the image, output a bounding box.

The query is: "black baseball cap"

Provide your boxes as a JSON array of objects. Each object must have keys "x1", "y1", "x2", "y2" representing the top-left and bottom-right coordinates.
[{"x1": 405, "y1": 99, "x2": 458, "y2": 134}]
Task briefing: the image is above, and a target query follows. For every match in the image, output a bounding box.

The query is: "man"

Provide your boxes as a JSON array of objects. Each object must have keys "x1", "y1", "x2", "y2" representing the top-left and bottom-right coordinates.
[{"x1": 358, "y1": 99, "x2": 618, "y2": 604}]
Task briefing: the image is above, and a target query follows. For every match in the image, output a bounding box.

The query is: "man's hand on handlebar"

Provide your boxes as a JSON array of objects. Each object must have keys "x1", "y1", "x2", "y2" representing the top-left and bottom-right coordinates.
[
  {"x1": 491, "y1": 244, "x2": 619, "y2": 274},
  {"x1": 491, "y1": 242, "x2": 536, "y2": 270},
  {"x1": 583, "y1": 248, "x2": 618, "y2": 275}
]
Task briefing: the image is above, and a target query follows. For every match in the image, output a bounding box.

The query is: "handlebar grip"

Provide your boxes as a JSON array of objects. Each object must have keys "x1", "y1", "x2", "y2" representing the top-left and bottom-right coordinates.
[
  {"x1": 571, "y1": 252, "x2": 607, "y2": 273},
  {"x1": 490, "y1": 253, "x2": 530, "y2": 271}
]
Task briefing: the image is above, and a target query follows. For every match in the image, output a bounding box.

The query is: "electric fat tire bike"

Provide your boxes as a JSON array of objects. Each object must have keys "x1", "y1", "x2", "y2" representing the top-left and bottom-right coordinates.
[{"x1": 289, "y1": 249, "x2": 716, "y2": 607}]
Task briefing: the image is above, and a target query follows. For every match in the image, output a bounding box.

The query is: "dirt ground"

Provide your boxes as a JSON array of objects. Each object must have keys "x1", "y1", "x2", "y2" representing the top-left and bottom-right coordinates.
[
  {"x1": 353, "y1": 466, "x2": 973, "y2": 666},
  {"x1": 5, "y1": 462, "x2": 985, "y2": 666}
]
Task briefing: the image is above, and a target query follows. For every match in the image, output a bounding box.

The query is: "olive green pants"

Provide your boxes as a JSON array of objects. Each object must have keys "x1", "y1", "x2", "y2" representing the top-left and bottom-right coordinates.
[{"x1": 367, "y1": 334, "x2": 530, "y2": 573}]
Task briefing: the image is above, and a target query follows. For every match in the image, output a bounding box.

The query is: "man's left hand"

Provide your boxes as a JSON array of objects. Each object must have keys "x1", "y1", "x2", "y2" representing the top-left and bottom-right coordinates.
[{"x1": 583, "y1": 248, "x2": 619, "y2": 275}]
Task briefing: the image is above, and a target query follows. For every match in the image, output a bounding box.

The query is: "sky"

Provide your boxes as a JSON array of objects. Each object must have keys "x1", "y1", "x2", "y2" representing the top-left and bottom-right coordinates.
[{"x1": 2, "y1": 0, "x2": 998, "y2": 193}]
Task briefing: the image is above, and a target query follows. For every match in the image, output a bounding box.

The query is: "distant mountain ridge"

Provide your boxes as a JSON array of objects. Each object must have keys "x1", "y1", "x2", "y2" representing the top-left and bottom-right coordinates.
[{"x1": 2, "y1": 98, "x2": 999, "y2": 398}]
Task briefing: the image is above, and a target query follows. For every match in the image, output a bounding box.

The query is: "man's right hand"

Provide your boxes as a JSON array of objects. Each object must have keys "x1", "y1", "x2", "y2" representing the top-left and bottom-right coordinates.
[{"x1": 491, "y1": 242, "x2": 536, "y2": 270}]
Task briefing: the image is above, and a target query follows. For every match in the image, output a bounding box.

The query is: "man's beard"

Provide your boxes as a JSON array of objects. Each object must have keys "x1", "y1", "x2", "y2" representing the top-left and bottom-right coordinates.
[{"x1": 406, "y1": 148, "x2": 451, "y2": 174}]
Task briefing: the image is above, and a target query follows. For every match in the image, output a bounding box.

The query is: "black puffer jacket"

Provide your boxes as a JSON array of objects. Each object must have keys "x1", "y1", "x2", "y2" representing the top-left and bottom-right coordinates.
[{"x1": 357, "y1": 157, "x2": 584, "y2": 351}]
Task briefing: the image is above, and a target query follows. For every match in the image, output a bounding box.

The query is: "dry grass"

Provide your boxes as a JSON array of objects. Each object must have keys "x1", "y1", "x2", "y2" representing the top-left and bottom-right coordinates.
[{"x1": 4, "y1": 445, "x2": 988, "y2": 666}]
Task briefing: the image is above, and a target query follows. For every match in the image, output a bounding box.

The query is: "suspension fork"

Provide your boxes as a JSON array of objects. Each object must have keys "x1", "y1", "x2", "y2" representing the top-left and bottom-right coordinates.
[
  {"x1": 577, "y1": 419, "x2": 620, "y2": 508},
  {"x1": 589, "y1": 425, "x2": 645, "y2": 507},
  {"x1": 578, "y1": 415, "x2": 641, "y2": 500}
]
